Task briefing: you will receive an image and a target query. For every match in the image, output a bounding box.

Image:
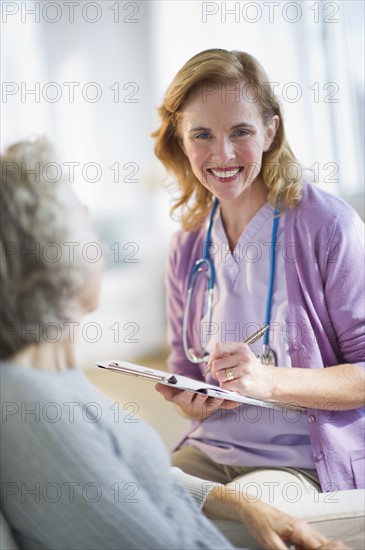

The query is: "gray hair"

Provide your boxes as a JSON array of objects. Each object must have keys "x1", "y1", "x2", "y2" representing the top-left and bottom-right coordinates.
[{"x1": 0, "y1": 137, "x2": 95, "y2": 359}]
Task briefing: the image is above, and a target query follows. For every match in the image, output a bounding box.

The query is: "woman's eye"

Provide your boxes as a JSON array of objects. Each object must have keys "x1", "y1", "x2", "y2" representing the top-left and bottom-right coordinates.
[
  {"x1": 195, "y1": 132, "x2": 211, "y2": 140},
  {"x1": 233, "y1": 129, "x2": 250, "y2": 138}
]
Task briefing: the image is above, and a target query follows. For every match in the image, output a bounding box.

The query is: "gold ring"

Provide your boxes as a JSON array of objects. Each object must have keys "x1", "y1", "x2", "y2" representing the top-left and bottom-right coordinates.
[{"x1": 225, "y1": 367, "x2": 235, "y2": 381}]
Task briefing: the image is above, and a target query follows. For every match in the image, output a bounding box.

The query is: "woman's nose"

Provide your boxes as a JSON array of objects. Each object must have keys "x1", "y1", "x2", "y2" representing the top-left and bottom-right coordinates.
[{"x1": 212, "y1": 136, "x2": 235, "y2": 163}]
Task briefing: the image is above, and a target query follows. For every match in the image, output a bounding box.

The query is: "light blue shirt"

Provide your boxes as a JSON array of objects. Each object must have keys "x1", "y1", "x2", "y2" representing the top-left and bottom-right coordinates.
[{"x1": 0, "y1": 363, "x2": 234, "y2": 550}]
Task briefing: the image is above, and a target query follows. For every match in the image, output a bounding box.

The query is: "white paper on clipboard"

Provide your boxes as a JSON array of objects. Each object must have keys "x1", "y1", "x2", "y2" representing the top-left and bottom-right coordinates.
[{"x1": 96, "y1": 360, "x2": 306, "y2": 413}]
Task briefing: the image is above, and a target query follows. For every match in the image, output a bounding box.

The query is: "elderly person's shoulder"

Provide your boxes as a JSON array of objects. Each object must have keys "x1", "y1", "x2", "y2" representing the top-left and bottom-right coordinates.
[
  {"x1": 0, "y1": 361, "x2": 164, "y2": 454},
  {"x1": 0, "y1": 361, "x2": 172, "y2": 486},
  {"x1": 1, "y1": 361, "x2": 89, "y2": 405}
]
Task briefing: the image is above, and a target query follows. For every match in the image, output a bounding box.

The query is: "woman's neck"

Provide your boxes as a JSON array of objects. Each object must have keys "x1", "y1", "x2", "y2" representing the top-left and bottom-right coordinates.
[
  {"x1": 9, "y1": 340, "x2": 76, "y2": 372},
  {"x1": 219, "y1": 180, "x2": 268, "y2": 250}
]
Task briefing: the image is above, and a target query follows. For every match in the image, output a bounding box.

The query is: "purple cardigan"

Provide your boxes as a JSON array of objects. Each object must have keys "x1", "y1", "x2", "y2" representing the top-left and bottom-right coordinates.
[{"x1": 166, "y1": 183, "x2": 365, "y2": 491}]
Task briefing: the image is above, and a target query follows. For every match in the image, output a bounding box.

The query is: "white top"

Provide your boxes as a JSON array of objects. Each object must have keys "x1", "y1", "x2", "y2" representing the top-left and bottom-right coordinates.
[{"x1": 203, "y1": 202, "x2": 292, "y2": 366}]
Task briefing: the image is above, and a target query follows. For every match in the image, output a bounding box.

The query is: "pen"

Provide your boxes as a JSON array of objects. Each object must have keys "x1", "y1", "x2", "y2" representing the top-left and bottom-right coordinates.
[{"x1": 202, "y1": 324, "x2": 269, "y2": 377}]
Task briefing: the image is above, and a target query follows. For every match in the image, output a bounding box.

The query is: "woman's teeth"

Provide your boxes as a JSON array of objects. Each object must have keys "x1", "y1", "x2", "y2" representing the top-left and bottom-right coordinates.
[{"x1": 210, "y1": 168, "x2": 241, "y2": 179}]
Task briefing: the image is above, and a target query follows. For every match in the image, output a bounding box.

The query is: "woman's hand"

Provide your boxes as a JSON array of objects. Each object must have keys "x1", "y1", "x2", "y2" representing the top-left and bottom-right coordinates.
[
  {"x1": 208, "y1": 342, "x2": 365, "y2": 409},
  {"x1": 207, "y1": 342, "x2": 277, "y2": 401},
  {"x1": 155, "y1": 384, "x2": 240, "y2": 421},
  {"x1": 204, "y1": 486, "x2": 349, "y2": 550}
]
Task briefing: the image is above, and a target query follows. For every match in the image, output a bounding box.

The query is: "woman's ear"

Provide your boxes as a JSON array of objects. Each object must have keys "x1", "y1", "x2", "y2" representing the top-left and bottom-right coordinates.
[{"x1": 264, "y1": 115, "x2": 280, "y2": 152}]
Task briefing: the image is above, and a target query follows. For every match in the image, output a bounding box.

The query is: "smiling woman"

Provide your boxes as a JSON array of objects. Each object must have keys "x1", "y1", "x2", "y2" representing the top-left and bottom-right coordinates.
[
  {"x1": 153, "y1": 50, "x2": 302, "y2": 233},
  {"x1": 152, "y1": 49, "x2": 365, "y2": 509}
]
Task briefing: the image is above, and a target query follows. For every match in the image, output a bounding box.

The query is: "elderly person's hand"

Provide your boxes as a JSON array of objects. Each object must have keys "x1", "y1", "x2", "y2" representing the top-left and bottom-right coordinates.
[
  {"x1": 207, "y1": 342, "x2": 277, "y2": 401},
  {"x1": 204, "y1": 485, "x2": 350, "y2": 550},
  {"x1": 234, "y1": 498, "x2": 349, "y2": 550}
]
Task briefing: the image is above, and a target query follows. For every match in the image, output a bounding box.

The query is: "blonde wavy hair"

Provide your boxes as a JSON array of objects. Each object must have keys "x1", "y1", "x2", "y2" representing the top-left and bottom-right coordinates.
[{"x1": 152, "y1": 49, "x2": 303, "y2": 231}]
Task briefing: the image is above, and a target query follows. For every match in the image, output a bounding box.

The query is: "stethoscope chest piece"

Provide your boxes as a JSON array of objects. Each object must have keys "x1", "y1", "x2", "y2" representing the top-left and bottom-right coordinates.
[{"x1": 258, "y1": 345, "x2": 277, "y2": 366}]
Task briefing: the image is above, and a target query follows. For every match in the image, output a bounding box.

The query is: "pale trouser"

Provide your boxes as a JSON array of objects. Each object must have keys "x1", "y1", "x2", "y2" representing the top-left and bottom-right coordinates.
[{"x1": 172, "y1": 446, "x2": 365, "y2": 548}]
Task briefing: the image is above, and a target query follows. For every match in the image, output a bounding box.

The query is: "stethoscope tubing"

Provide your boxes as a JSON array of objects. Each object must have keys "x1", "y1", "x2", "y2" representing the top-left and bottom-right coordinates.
[
  {"x1": 263, "y1": 208, "x2": 280, "y2": 347},
  {"x1": 182, "y1": 198, "x2": 280, "y2": 365}
]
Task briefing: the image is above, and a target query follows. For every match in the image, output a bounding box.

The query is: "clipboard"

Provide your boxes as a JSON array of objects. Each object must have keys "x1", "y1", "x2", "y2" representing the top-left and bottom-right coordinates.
[{"x1": 96, "y1": 360, "x2": 306, "y2": 412}]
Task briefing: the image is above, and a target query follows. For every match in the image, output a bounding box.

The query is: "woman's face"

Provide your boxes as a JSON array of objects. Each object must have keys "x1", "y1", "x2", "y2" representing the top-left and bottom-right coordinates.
[{"x1": 178, "y1": 81, "x2": 279, "y2": 203}]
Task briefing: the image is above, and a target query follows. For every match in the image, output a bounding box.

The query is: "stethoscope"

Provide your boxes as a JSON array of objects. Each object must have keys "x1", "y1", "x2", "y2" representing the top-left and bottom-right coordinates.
[{"x1": 182, "y1": 197, "x2": 280, "y2": 366}]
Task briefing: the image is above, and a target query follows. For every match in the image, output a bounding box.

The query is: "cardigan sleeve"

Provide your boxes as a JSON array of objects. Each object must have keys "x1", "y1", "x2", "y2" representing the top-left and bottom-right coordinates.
[
  {"x1": 285, "y1": 184, "x2": 365, "y2": 372},
  {"x1": 319, "y1": 205, "x2": 365, "y2": 370},
  {"x1": 170, "y1": 467, "x2": 222, "y2": 509}
]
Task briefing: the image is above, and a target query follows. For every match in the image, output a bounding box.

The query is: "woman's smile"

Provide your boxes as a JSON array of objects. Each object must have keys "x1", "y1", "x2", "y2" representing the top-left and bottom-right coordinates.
[{"x1": 207, "y1": 166, "x2": 243, "y2": 182}]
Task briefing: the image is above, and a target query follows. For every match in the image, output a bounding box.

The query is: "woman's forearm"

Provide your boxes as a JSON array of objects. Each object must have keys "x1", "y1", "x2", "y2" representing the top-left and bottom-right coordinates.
[
  {"x1": 209, "y1": 343, "x2": 365, "y2": 411},
  {"x1": 271, "y1": 363, "x2": 365, "y2": 410}
]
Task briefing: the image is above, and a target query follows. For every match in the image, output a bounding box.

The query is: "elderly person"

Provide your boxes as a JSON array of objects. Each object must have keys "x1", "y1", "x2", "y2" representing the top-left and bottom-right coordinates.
[{"x1": 0, "y1": 138, "x2": 346, "y2": 550}]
